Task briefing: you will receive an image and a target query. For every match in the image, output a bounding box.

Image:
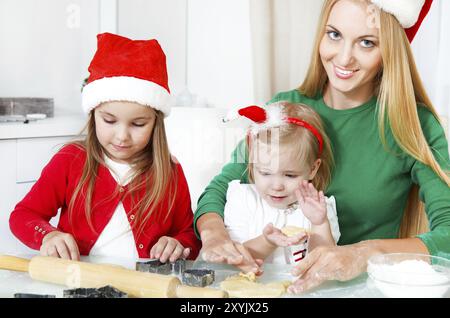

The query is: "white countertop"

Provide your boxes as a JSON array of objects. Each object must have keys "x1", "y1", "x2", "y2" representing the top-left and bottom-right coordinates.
[
  {"x1": 0, "y1": 254, "x2": 384, "y2": 298},
  {"x1": 0, "y1": 107, "x2": 231, "y2": 140},
  {"x1": 0, "y1": 113, "x2": 87, "y2": 140}
]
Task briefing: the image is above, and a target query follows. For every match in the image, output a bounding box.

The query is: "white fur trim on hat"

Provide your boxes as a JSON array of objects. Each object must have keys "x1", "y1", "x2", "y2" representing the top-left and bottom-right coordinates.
[
  {"x1": 371, "y1": 0, "x2": 425, "y2": 28},
  {"x1": 81, "y1": 76, "x2": 171, "y2": 116},
  {"x1": 222, "y1": 108, "x2": 241, "y2": 123},
  {"x1": 249, "y1": 104, "x2": 286, "y2": 135}
]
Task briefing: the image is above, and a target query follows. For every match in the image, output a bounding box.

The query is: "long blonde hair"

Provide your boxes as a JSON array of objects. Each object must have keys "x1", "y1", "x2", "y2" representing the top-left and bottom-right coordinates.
[
  {"x1": 248, "y1": 102, "x2": 334, "y2": 192},
  {"x1": 68, "y1": 108, "x2": 177, "y2": 237},
  {"x1": 299, "y1": 0, "x2": 450, "y2": 237}
]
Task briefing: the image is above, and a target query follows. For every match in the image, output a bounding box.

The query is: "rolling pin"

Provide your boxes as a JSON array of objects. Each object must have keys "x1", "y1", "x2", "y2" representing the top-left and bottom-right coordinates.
[{"x1": 0, "y1": 255, "x2": 227, "y2": 298}]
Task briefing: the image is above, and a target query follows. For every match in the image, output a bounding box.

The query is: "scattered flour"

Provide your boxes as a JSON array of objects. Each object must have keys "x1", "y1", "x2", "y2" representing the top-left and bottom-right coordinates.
[{"x1": 368, "y1": 259, "x2": 450, "y2": 298}]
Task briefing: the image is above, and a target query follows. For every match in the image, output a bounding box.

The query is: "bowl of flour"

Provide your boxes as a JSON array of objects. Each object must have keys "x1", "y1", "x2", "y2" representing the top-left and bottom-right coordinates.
[{"x1": 367, "y1": 253, "x2": 450, "y2": 298}]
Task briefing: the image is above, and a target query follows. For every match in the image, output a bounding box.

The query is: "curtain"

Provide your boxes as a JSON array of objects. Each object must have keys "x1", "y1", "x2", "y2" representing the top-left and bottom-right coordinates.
[
  {"x1": 412, "y1": 0, "x2": 450, "y2": 136},
  {"x1": 249, "y1": 0, "x2": 324, "y2": 104}
]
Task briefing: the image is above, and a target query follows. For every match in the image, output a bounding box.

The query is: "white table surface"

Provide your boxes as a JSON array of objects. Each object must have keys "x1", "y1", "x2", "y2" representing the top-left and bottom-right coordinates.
[{"x1": 0, "y1": 254, "x2": 385, "y2": 298}]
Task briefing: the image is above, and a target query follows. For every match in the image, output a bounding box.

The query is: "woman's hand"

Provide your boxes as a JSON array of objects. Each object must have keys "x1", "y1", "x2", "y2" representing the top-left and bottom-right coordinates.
[
  {"x1": 263, "y1": 223, "x2": 308, "y2": 247},
  {"x1": 150, "y1": 236, "x2": 191, "y2": 263},
  {"x1": 288, "y1": 242, "x2": 375, "y2": 294},
  {"x1": 200, "y1": 235, "x2": 264, "y2": 274},
  {"x1": 40, "y1": 231, "x2": 80, "y2": 261},
  {"x1": 198, "y1": 213, "x2": 263, "y2": 274},
  {"x1": 296, "y1": 180, "x2": 327, "y2": 225}
]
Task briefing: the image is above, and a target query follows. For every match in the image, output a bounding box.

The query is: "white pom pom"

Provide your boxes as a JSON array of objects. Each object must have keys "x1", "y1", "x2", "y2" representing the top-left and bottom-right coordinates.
[
  {"x1": 265, "y1": 103, "x2": 285, "y2": 128},
  {"x1": 222, "y1": 108, "x2": 240, "y2": 123}
]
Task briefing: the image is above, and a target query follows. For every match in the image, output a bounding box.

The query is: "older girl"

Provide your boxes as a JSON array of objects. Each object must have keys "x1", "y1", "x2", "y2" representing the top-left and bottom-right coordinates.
[{"x1": 10, "y1": 33, "x2": 201, "y2": 262}]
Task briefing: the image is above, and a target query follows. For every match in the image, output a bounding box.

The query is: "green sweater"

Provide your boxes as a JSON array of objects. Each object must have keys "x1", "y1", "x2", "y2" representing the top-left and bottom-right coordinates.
[{"x1": 194, "y1": 90, "x2": 450, "y2": 258}]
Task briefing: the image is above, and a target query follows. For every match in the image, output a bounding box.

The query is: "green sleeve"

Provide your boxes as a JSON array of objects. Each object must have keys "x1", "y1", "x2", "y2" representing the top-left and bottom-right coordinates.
[
  {"x1": 413, "y1": 108, "x2": 450, "y2": 259},
  {"x1": 193, "y1": 139, "x2": 249, "y2": 238}
]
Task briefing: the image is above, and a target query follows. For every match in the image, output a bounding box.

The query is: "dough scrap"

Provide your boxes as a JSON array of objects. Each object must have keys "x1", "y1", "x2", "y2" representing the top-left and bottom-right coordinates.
[
  {"x1": 281, "y1": 226, "x2": 308, "y2": 237},
  {"x1": 220, "y1": 272, "x2": 291, "y2": 298}
]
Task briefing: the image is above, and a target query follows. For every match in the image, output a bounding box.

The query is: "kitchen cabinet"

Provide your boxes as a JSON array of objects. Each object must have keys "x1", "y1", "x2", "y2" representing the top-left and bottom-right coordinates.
[{"x1": 0, "y1": 136, "x2": 74, "y2": 254}]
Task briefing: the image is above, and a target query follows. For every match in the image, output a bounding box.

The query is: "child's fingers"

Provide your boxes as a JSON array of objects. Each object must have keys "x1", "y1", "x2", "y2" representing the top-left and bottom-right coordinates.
[
  {"x1": 319, "y1": 191, "x2": 326, "y2": 204},
  {"x1": 307, "y1": 182, "x2": 319, "y2": 200},
  {"x1": 47, "y1": 245, "x2": 60, "y2": 258},
  {"x1": 263, "y1": 223, "x2": 274, "y2": 236},
  {"x1": 150, "y1": 237, "x2": 168, "y2": 259},
  {"x1": 64, "y1": 235, "x2": 80, "y2": 261},
  {"x1": 159, "y1": 239, "x2": 177, "y2": 263},
  {"x1": 182, "y1": 248, "x2": 191, "y2": 259},
  {"x1": 295, "y1": 188, "x2": 305, "y2": 204},
  {"x1": 271, "y1": 237, "x2": 290, "y2": 247},
  {"x1": 168, "y1": 244, "x2": 185, "y2": 262},
  {"x1": 301, "y1": 180, "x2": 310, "y2": 198},
  {"x1": 303, "y1": 181, "x2": 310, "y2": 197},
  {"x1": 55, "y1": 240, "x2": 71, "y2": 260},
  {"x1": 288, "y1": 233, "x2": 308, "y2": 245}
]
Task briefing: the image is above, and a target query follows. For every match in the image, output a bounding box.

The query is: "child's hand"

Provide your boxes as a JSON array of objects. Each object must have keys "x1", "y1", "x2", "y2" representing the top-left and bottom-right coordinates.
[
  {"x1": 150, "y1": 236, "x2": 191, "y2": 263},
  {"x1": 296, "y1": 180, "x2": 327, "y2": 225},
  {"x1": 263, "y1": 223, "x2": 308, "y2": 247},
  {"x1": 40, "y1": 231, "x2": 80, "y2": 260}
]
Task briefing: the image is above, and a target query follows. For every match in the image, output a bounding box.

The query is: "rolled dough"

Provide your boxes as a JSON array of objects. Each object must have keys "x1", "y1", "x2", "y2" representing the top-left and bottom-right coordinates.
[{"x1": 220, "y1": 272, "x2": 291, "y2": 298}]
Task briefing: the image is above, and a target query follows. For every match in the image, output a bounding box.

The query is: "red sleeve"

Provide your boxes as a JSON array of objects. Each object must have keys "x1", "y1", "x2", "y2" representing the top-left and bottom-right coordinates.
[
  {"x1": 9, "y1": 144, "x2": 81, "y2": 250},
  {"x1": 169, "y1": 163, "x2": 202, "y2": 260}
]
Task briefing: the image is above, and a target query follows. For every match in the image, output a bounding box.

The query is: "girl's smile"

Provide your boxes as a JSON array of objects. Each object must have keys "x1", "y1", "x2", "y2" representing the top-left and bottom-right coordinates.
[{"x1": 268, "y1": 195, "x2": 288, "y2": 203}]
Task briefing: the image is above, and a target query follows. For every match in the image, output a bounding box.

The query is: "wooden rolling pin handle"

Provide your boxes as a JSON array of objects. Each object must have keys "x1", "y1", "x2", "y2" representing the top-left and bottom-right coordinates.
[
  {"x1": 176, "y1": 285, "x2": 228, "y2": 298},
  {"x1": 0, "y1": 255, "x2": 30, "y2": 272}
]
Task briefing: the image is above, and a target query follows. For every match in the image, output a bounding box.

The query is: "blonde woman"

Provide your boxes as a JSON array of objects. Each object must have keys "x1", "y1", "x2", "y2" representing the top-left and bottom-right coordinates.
[
  {"x1": 195, "y1": 0, "x2": 449, "y2": 293},
  {"x1": 10, "y1": 33, "x2": 201, "y2": 262}
]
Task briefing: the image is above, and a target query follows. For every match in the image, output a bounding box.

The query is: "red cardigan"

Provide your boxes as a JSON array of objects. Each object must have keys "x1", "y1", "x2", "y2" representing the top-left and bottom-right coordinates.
[{"x1": 9, "y1": 144, "x2": 201, "y2": 259}]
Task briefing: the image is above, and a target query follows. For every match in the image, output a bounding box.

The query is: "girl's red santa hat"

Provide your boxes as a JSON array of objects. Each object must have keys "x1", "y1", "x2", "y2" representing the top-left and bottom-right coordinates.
[
  {"x1": 82, "y1": 33, "x2": 171, "y2": 116},
  {"x1": 370, "y1": 0, "x2": 433, "y2": 42}
]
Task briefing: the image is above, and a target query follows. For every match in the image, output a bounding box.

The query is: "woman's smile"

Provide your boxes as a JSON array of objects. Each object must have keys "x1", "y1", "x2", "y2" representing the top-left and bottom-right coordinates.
[{"x1": 334, "y1": 64, "x2": 359, "y2": 79}]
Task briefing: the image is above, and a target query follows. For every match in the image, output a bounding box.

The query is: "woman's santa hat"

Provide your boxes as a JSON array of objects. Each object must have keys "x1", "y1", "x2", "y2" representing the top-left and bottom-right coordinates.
[
  {"x1": 371, "y1": 0, "x2": 433, "y2": 42},
  {"x1": 224, "y1": 103, "x2": 324, "y2": 156},
  {"x1": 82, "y1": 33, "x2": 171, "y2": 116}
]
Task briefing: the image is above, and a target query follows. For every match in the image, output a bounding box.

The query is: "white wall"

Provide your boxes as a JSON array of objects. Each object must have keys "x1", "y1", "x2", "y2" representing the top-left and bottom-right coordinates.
[
  {"x1": 187, "y1": 0, "x2": 254, "y2": 108},
  {"x1": 411, "y1": 0, "x2": 450, "y2": 135},
  {"x1": 0, "y1": 0, "x2": 255, "y2": 113},
  {"x1": 117, "y1": 0, "x2": 187, "y2": 99},
  {"x1": 0, "y1": 0, "x2": 99, "y2": 115}
]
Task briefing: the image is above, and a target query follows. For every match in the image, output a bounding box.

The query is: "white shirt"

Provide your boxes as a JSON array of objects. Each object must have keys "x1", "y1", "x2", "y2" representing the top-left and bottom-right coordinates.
[
  {"x1": 224, "y1": 180, "x2": 340, "y2": 264},
  {"x1": 89, "y1": 156, "x2": 139, "y2": 259}
]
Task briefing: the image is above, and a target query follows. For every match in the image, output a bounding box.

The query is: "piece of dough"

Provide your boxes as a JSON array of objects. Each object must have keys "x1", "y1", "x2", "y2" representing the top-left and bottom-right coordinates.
[
  {"x1": 238, "y1": 271, "x2": 256, "y2": 282},
  {"x1": 220, "y1": 273, "x2": 291, "y2": 298},
  {"x1": 281, "y1": 225, "x2": 308, "y2": 237}
]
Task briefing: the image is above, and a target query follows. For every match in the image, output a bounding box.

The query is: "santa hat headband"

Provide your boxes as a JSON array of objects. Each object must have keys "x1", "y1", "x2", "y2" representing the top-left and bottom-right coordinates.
[
  {"x1": 224, "y1": 104, "x2": 324, "y2": 157},
  {"x1": 370, "y1": 0, "x2": 433, "y2": 42},
  {"x1": 82, "y1": 33, "x2": 171, "y2": 116}
]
